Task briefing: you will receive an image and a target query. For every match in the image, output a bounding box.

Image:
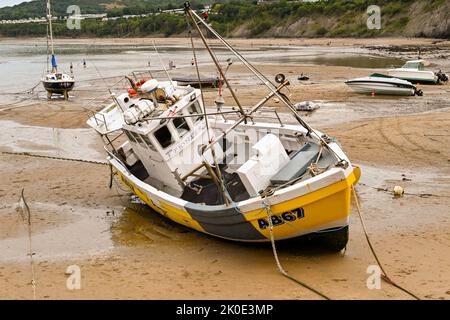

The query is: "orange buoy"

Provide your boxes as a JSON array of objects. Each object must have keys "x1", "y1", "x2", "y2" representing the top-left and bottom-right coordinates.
[{"x1": 128, "y1": 88, "x2": 138, "y2": 97}]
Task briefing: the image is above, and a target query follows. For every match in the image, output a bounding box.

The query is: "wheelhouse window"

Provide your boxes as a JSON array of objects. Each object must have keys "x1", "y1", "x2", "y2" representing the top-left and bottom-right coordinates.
[
  {"x1": 132, "y1": 132, "x2": 144, "y2": 145},
  {"x1": 123, "y1": 130, "x2": 136, "y2": 142},
  {"x1": 173, "y1": 115, "x2": 191, "y2": 138},
  {"x1": 187, "y1": 101, "x2": 204, "y2": 123},
  {"x1": 154, "y1": 125, "x2": 174, "y2": 149},
  {"x1": 403, "y1": 62, "x2": 423, "y2": 70},
  {"x1": 141, "y1": 134, "x2": 156, "y2": 151}
]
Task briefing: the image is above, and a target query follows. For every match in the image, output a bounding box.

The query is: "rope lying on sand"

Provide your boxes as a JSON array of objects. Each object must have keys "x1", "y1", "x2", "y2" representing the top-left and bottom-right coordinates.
[
  {"x1": 17, "y1": 189, "x2": 37, "y2": 300},
  {"x1": 359, "y1": 182, "x2": 449, "y2": 198},
  {"x1": 352, "y1": 186, "x2": 421, "y2": 300},
  {"x1": 0, "y1": 151, "x2": 108, "y2": 166},
  {"x1": 0, "y1": 95, "x2": 38, "y2": 111},
  {"x1": 2, "y1": 152, "x2": 422, "y2": 299},
  {"x1": 263, "y1": 199, "x2": 331, "y2": 300},
  {"x1": 262, "y1": 188, "x2": 422, "y2": 300}
]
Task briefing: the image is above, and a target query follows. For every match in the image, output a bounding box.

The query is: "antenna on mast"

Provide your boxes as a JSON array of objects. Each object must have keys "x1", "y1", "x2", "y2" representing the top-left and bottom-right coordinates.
[
  {"x1": 152, "y1": 41, "x2": 175, "y2": 92},
  {"x1": 184, "y1": 2, "x2": 346, "y2": 166}
]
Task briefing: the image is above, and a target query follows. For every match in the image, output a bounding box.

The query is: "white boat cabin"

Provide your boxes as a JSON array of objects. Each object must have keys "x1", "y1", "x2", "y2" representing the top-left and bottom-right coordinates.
[
  {"x1": 400, "y1": 60, "x2": 427, "y2": 71},
  {"x1": 89, "y1": 79, "x2": 223, "y2": 195},
  {"x1": 88, "y1": 77, "x2": 339, "y2": 205}
]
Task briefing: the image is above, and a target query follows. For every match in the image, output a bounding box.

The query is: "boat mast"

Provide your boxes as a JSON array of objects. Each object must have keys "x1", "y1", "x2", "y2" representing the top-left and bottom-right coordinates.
[
  {"x1": 47, "y1": 0, "x2": 56, "y2": 72},
  {"x1": 46, "y1": 23, "x2": 50, "y2": 73},
  {"x1": 184, "y1": 2, "x2": 346, "y2": 165}
]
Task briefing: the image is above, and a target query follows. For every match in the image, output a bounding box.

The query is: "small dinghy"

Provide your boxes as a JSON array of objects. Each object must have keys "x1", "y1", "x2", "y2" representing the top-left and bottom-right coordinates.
[
  {"x1": 298, "y1": 73, "x2": 310, "y2": 81},
  {"x1": 87, "y1": 4, "x2": 360, "y2": 251},
  {"x1": 41, "y1": 0, "x2": 75, "y2": 100},
  {"x1": 345, "y1": 74, "x2": 422, "y2": 96},
  {"x1": 172, "y1": 75, "x2": 219, "y2": 88},
  {"x1": 294, "y1": 101, "x2": 321, "y2": 111}
]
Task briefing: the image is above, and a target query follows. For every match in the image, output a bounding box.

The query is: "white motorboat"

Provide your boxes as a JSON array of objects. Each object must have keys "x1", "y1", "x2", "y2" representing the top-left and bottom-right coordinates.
[
  {"x1": 41, "y1": 0, "x2": 75, "y2": 100},
  {"x1": 345, "y1": 74, "x2": 422, "y2": 96},
  {"x1": 387, "y1": 60, "x2": 446, "y2": 85}
]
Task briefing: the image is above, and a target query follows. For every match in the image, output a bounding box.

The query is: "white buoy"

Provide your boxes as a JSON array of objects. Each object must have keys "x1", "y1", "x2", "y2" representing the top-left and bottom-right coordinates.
[{"x1": 393, "y1": 186, "x2": 404, "y2": 197}]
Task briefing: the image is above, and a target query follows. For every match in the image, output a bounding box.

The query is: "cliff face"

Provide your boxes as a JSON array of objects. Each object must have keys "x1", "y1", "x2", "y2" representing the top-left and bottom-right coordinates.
[
  {"x1": 403, "y1": 0, "x2": 450, "y2": 38},
  {"x1": 227, "y1": 0, "x2": 449, "y2": 39}
]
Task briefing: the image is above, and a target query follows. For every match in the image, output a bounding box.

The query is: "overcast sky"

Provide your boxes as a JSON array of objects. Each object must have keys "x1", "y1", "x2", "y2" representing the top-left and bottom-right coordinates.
[{"x1": 0, "y1": 0, "x2": 33, "y2": 9}]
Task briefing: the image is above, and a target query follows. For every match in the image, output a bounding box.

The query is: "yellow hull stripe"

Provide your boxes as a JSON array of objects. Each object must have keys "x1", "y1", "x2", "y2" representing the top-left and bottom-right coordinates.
[
  {"x1": 242, "y1": 171, "x2": 358, "y2": 239},
  {"x1": 117, "y1": 172, "x2": 206, "y2": 233},
  {"x1": 117, "y1": 168, "x2": 360, "y2": 241}
]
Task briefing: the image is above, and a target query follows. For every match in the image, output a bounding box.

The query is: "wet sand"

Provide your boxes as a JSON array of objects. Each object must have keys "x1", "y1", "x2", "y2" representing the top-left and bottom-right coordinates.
[{"x1": 0, "y1": 38, "x2": 449, "y2": 300}]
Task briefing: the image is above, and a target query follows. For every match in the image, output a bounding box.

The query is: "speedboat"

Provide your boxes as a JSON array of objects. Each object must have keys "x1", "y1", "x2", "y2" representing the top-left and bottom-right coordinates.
[
  {"x1": 345, "y1": 74, "x2": 422, "y2": 96},
  {"x1": 41, "y1": 0, "x2": 75, "y2": 99},
  {"x1": 387, "y1": 60, "x2": 446, "y2": 84},
  {"x1": 86, "y1": 4, "x2": 361, "y2": 251}
]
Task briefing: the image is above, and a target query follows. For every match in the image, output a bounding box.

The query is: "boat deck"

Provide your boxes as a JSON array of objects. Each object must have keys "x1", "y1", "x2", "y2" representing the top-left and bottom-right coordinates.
[
  {"x1": 181, "y1": 166, "x2": 250, "y2": 205},
  {"x1": 124, "y1": 142, "x2": 337, "y2": 207}
]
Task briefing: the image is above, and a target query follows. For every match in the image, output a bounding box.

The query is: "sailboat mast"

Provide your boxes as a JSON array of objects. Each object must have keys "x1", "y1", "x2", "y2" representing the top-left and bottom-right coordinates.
[
  {"x1": 47, "y1": 0, "x2": 57, "y2": 72},
  {"x1": 46, "y1": 23, "x2": 49, "y2": 73},
  {"x1": 47, "y1": 0, "x2": 54, "y2": 56}
]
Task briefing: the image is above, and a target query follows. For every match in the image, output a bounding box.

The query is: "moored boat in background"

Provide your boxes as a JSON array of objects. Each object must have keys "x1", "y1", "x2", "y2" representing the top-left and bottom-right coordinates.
[
  {"x1": 41, "y1": 0, "x2": 75, "y2": 100},
  {"x1": 387, "y1": 60, "x2": 447, "y2": 85},
  {"x1": 346, "y1": 74, "x2": 422, "y2": 96}
]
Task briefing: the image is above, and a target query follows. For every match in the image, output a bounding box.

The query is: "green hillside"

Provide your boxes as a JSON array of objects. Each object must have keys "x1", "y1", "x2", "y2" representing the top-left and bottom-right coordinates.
[
  {"x1": 0, "y1": 0, "x2": 214, "y2": 19},
  {"x1": 0, "y1": 0, "x2": 449, "y2": 38}
]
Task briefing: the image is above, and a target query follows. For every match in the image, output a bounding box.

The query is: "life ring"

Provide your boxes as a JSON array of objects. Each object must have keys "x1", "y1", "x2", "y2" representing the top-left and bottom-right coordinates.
[{"x1": 275, "y1": 73, "x2": 286, "y2": 84}]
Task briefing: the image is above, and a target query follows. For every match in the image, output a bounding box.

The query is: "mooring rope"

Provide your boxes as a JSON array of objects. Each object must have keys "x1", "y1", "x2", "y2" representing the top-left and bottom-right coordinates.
[
  {"x1": 262, "y1": 199, "x2": 331, "y2": 300},
  {"x1": 0, "y1": 151, "x2": 108, "y2": 166},
  {"x1": 358, "y1": 182, "x2": 448, "y2": 199},
  {"x1": 0, "y1": 96, "x2": 37, "y2": 110},
  {"x1": 17, "y1": 189, "x2": 37, "y2": 300},
  {"x1": 351, "y1": 186, "x2": 421, "y2": 300}
]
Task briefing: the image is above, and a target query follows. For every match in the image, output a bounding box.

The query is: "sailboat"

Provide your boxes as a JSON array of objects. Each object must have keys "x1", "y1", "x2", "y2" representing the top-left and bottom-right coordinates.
[
  {"x1": 87, "y1": 3, "x2": 360, "y2": 251},
  {"x1": 42, "y1": 0, "x2": 75, "y2": 100}
]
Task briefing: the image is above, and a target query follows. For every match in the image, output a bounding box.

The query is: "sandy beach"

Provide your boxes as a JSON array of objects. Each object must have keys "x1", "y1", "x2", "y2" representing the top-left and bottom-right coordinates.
[
  {"x1": 1, "y1": 36, "x2": 449, "y2": 47},
  {"x1": 0, "y1": 37, "x2": 449, "y2": 300}
]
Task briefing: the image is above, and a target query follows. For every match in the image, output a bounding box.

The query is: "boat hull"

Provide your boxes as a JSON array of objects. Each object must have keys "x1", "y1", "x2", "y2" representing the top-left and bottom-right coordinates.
[
  {"x1": 111, "y1": 157, "x2": 360, "y2": 242},
  {"x1": 387, "y1": 70, "x2": 438, "y2": 84},
  {"x1": 172, "y1": 77, "x2": 219, "y2": 88},
  {"x1": 43, "y1": 80, "x2": 75, "y2": 94},
  {"x1": 346, "y1": 79, "x2": 416, "y2": 96}
]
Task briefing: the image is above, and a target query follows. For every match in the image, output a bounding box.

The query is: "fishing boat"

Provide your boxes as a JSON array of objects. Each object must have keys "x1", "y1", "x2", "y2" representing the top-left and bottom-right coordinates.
[
  {"x1": 387, "y1": 60, "x2": 448, "y2": 85},
  {"x1": 346, "y1": 74, "x2": 423, "y2": 96},
  {"x1": 41, "y1": 0, "x2": 75, "y2": 100},
  {"x1": 87, "y1": 3, "x2": 360, "y2": 251}
]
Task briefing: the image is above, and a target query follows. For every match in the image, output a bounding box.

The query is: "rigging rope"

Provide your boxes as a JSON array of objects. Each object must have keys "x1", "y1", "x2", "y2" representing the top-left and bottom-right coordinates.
[
  {"x1": 187, "y1": 19, "x2": 232, "y2": 205},
  {"x1": 188, "y1": 28, "x2": 210, "y2": 142}
]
